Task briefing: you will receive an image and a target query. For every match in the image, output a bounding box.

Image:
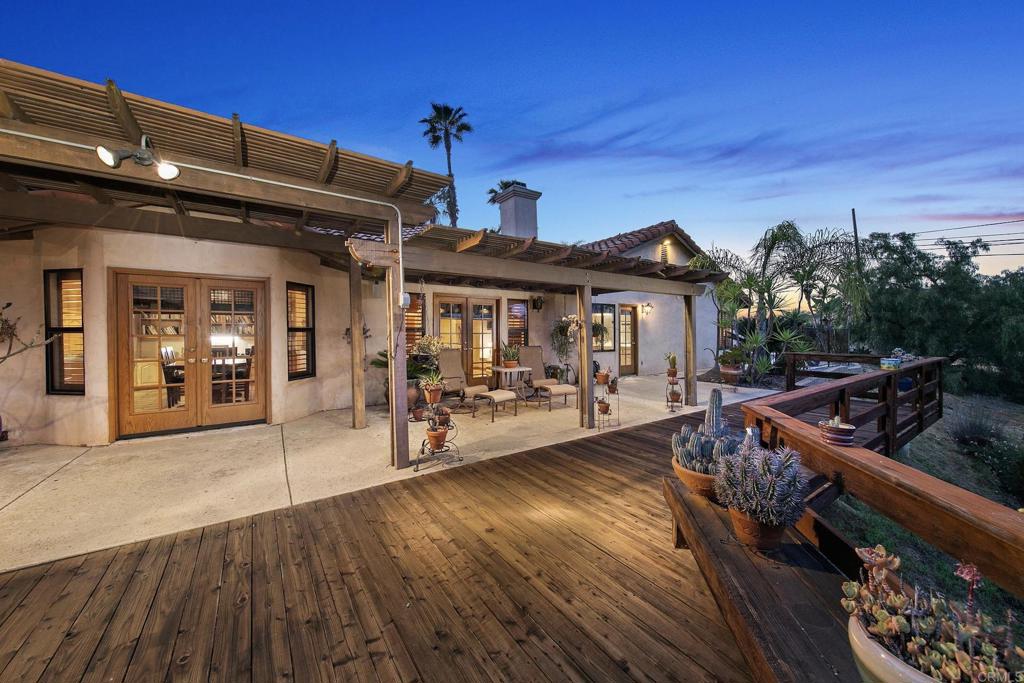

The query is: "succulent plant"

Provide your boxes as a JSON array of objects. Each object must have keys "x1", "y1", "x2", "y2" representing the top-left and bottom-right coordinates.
[
  {"x1": 714, "y1": 439, "x2": 807, "y2": 527},
  {"x1": 672, "y1": 389, "x2": 740, "y2": 475},
  {"x1": 841, "y1": 545, "x2": 1023, "y2": 681}
]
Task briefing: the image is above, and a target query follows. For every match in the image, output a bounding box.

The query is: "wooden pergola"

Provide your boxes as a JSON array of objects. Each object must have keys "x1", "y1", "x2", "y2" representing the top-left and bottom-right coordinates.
[{"x1": 0, "y1": 59, "x2": 725, "y2": 468}]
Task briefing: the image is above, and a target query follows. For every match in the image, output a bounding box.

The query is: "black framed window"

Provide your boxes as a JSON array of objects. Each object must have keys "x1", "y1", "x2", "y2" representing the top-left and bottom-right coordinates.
[
  {"x1": 507, "y1": 299, "x2": 529, "y2": 348},
  {"x1": 592, "y1": 303, "x2": 615, "y2": 352},
  {"x1": 44, "y1": 269, "x2": 85, "y2": 394},
  {"x1": 287, "y1": 282, "x2": 316, "y2": 380}
]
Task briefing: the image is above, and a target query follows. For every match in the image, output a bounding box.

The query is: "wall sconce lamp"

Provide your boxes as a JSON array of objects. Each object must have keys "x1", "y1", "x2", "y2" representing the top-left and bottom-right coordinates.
[
  {"x1": 532, "y1": 296, "x2": 545, "y2": 311},
  {"x1": 641, "y1": 302, "x2": 654, "y2": 317},
  {"x1": 96, "y1": 134, "x2": 180, "y2": 180}
]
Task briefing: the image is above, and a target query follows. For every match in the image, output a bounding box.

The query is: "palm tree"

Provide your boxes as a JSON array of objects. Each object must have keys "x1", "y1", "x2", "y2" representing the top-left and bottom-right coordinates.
[
  {"x1": 419, "y1": 103, "x2": 473, "y2": 227},
  {"x1": 486, "y1": 179, "x2": 523, "y2": 204}
]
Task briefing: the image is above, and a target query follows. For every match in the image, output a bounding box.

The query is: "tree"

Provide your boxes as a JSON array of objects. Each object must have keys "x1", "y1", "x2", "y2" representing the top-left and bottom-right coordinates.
[
  {"x1": 419, "y1": 103, "x2": 473, "y2": 227},
  {"x1": 486, "y1": 179, "x2": 523, "y2": 204},
  {"x1": 0, "y1": 302, "x2": 57, "y2": 365}
]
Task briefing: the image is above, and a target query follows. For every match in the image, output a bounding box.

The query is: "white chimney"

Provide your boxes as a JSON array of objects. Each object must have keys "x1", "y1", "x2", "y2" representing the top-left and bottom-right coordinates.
[{"x1": 494, "y1": 183, "x2": 542, "y2": 239}]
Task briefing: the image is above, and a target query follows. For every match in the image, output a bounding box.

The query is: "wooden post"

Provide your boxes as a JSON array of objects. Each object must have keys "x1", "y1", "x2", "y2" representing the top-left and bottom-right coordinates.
[
  {"x1": 384, "y1": 218, "x2": 409, "y2": 468},
  {"x1": 785, "y1": 354, "x2": 796, "y2": 392},
  {"x1": 683, "y1": 294, "x2": 697, "y2": 406},
  {"x1": 349, "y1": 255, "x2": 367, "y2": 429},
  {"x1": 885, "y1": 373, "x2": 898, "y2": 457},
  {"x1": 576, "y1": 284, "x2": 595, "y2": 428}
]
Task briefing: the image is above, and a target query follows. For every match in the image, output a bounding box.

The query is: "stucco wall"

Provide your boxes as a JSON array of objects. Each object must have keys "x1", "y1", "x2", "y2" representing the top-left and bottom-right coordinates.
[{"x1": 0, "y1": 226, "x2": 394, "y2": 446}]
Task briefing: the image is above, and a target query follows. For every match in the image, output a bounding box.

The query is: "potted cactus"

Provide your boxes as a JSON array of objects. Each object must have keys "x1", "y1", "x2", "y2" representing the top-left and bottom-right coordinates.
[
  {"x1": 665, "y1": 352, "x2": 678, "y2": 378},
  {"x1": 841, "y1": 546, "x2": 1022, "y2": 682},
  {"x1": 418, "y1": 370, "x2": 447, "y2": 404},
  {"x1": 671, "y1": 389, "x2": 740, "y2": 500},
  {"x1": 714, "y1": 434, "x2": 808, "y2": 551},
  {"x1": 434, "y1": 406, "x2": 451, "y2": 427},
  {"x1": 500, "y1": 340, "x2": 520, "y2": 368},
  {"x1": 425, "y1": 424, "x2": 448, "y2": 451}
]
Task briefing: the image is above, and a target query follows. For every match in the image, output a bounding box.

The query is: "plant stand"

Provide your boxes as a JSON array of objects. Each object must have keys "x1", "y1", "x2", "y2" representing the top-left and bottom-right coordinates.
[
  {"x1": 595, "y1": 382, "x2": 620, "y2": 431},
  {"x1": 665, "y1": 378, "x2": 683, "y2": 413},
  {"x1": 414, "y1": 400, "x2": 463, "y2": 472}
]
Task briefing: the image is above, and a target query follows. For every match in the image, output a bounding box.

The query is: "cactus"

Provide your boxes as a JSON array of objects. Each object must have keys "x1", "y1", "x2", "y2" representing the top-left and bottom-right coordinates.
[
  {"x1": 672, "y1": 389, "x2": 741, "y2": 475},
  {"x1": 714, "y1": 440, "x2": 808, "y2": 527}
]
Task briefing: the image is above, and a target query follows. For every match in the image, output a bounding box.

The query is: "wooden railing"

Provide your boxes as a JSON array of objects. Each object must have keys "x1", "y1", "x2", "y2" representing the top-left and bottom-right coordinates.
[
  {"x1": 742, "y1": 358, "x2": 1024, "y2": 599},
  {"x1": 783, "y1": 352, "x2": 884, "y2": 391}
]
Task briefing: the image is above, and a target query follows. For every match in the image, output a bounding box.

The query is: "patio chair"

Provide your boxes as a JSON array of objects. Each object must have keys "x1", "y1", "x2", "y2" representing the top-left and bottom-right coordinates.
[
  {"x1": 437, "y1": 349, "x2": 489, "y2": 412},
  {"x1": 519, "y1": 345, "x2": 578, "y2": 411}
]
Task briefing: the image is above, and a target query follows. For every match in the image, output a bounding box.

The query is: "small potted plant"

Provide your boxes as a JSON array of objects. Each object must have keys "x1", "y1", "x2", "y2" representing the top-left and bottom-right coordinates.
[
  {"x1": 818, "y1": 415, "x2": 857, "y2": 446},
  {"x1": 608, "y1": 376, "x2": 618, "y2": 394},
  {"x1": 665, "y1": 352, "x2": 678, "y2": 378},
  {"x1": 597, "y1": 397, "x2": 611, "y2": 414},
  {"x1": 410, "y1": 404, "x2": 425, "y2": 421},
  {"x1": 671, "y1": 389, "x2": 740, "y2": 500},
  {"x1": 718, "y1": 348, "x2": 744, "y2": 385},
  {"x1": 418, "y1": 370, "x2": 447, "y2": 404},
  {"x1": 668, "y1": 385, "x2": 682, "y2": 403},
  {"x1": 715, "y1": 439, "x2": 807, "y2": 551},
  {"x1": 425, "y1": 424, "x2": 448, "y2": 451},
  {"x1": 500, "y1": 341, "x2": 520, "y2": 368},
  {"x1": 595, "y1": 367, "x2": 610, "y2": 385},
  {"x1": 435, "y1": 406, "x2": 451, "y2": 427},
  {"x1": 841, "y1": 546, "x2": 1022, "y2": 682}
]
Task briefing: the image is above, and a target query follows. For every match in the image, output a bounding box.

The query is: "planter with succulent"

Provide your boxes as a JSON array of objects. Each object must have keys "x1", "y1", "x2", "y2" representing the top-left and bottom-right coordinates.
[
  {"x1": 608, "y1": 376, "x2": 618, "y2": 394},
  {"x1": 671, "y1": 389, "x2": 740, "y2": 500},
  {"x1": 418, "y1": 370, "x2": 447, "y2": 405},
  {"x1": 425, "y1": 425, "x2": 448, "y2": 451},
  {"x1": 819, "y1": 415, "x2": 857, "y2": 447},
  {"x1": 665, "y1": 352, "x2": 678, "y2": 378},
  {"x1": 714, "y1": 433, "x2": 808, "y2": 551},
  {"x1": 500, "y1": 340, "x2": 520, "y2": 368},
  {"x1": 595, "y1": 367, "x2": 610, "y2": 385},
  {"x1": 841, "y1": 545, "x2": 1022, "y2": 683},
  {"x1": 718, "y1": 348, "x2": 744, "y2": 384}
]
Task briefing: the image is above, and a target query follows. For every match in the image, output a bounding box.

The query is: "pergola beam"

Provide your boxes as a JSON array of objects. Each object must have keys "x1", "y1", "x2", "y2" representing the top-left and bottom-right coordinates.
[
  {"x1": 0, "y1": 91, "x2": 33, "y2": 123},
  {"x1": 0, "y1": 118, "x2": 437, "y2": 224},
  {"x1": 317, "y1": 139, "x2": 337, "y2": 185},
  {"x1": 538, "y1": 245, "x2": 574, "y2": 264},
  {"x1": 104, "y1": 79, "x2": 143, "y2": 144},
  {"x1": 0, "y1": 170, "x2": 24, "y2": 192},
  {"x1": 385, "y1": 160, "x2": 413, "y2": 197},
  {"x1": 499, "y1": 236, "x2": 534, "y2": 258},
  {"x1": 455, "y1": 228, "x2": 486, "y2": 253}
]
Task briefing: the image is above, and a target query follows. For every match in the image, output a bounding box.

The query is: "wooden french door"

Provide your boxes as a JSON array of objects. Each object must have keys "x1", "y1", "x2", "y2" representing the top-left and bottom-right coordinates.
[
  {"x1": 619, "y1": 305, "x2": 638, "y2": 375},
  {"x1": 435, "y1": 295, "x2": 499, "y2": 387},
  {"x1": 116, "y1": 272, "x2": 267, "y2": 437}
]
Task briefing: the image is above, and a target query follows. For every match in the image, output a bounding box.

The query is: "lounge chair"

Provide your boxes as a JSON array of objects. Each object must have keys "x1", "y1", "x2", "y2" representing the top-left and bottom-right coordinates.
[
  {"x1": 437, "y1": 349, "x2": 488, "y2": 412},
  {"x1": 519, "y1": 345, "x2": 578, "y2": 411}
]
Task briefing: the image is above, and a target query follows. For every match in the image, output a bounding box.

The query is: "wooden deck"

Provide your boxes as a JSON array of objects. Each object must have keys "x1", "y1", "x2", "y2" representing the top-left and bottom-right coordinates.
[{"x1": 0, "y1": 412, "x2": 752, "y2": 683}]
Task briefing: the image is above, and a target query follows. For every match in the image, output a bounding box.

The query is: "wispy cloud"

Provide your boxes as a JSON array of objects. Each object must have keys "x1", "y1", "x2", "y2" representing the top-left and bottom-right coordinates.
[
  {"x1": 622, "y1": 184, "x2": 698, "y2": 199},
  {"x1": 889, "y1": 193, "x2": 965, "y2": 203},
  {"x1": 916, "y1": 211, "x2": 1024, "y2": 223}
]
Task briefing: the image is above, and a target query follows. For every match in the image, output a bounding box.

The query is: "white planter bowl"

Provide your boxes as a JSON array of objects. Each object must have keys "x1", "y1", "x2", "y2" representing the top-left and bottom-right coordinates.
[{"x1": 848, "y1": 616, "x2": 933, "y2": 683}]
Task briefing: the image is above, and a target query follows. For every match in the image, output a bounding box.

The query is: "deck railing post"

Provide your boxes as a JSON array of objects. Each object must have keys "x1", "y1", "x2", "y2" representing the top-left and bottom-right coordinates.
[
  {"x1": 885, "y1": 372, "x2": 898, "y2": 456},
  {"x1": 785, "y1": 354, "x2": 796, "y2": 391}
]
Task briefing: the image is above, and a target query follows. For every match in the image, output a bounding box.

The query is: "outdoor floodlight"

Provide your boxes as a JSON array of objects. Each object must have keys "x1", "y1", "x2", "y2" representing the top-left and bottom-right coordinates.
[
  {"x1": 95, "y1": 134, "x2": 180, "y2": 181},
  {"x1": 95, "y1": 145, "x2": 133, "y2": 169}
]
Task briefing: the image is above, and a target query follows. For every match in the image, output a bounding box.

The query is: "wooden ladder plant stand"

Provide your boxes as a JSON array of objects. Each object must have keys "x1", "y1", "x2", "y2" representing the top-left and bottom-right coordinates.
[{"x1": 662, "y1": 477, "x2": 861, "y2": 683}]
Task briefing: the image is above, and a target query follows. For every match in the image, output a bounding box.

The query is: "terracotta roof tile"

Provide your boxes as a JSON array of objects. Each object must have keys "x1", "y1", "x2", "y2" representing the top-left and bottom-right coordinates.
[{"x1": 580, "y1": 220, "x2": 704, "y2": 257}]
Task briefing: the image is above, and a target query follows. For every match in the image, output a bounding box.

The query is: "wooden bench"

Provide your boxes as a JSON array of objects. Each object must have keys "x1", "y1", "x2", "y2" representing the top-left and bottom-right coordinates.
[{"x1": 662, "y1": 477, "x2": 860, "y2": 683}]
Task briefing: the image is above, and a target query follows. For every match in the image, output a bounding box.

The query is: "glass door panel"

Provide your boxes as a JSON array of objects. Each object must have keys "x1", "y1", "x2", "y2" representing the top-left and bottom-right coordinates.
[
  {"x1": 437, "y1": 300, "x2": 464, "y2": 350},
  {"x1": 200, "y1": 279, "x2": 265, "y2": 426},
  {"x1": 619, "y1": 306, "x2": 637, "y2": 375},
  {"x1": 470, "y1": 303, "x2": 496, "y2": 384}
]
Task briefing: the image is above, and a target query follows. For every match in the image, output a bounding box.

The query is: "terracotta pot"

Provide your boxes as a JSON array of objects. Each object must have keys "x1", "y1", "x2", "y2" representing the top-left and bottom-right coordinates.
[
  {"x1": 411, "y1": 407, "x2": 425, "y2": 421},
  {"x1": 407, "y1": 384, "x2": 421, "y2": 405},
  {"x1": 425, "y1": 387, "x2": 443, "y2": 404},
  {"x1": 847, "y1": 615, "x2": 932, "y2": 683},
  {"x1": 667, "y1": 367, "x2": 678, "y2": 378},
  {"x1": 669, "y1": 391, "x2": 682, "y2": 402},
  {"x1": 819, "y1": 420, "x2": 857, "y2": 447},
  {"x1": 597, "y1": 401, "x2": 610, "y2": 414},
  {"x1": 728, "y1": 508, "x2": 785, "y2": 551},
  {"x1": 595, "y1": 372, "x2": 610, "y2": 385},
  {"x1": 667, "y1": 377, "x2": 680, "y2": 385},
  {"x1": 672, "y1": 456, "x2": 718, "y2": 502},
  {"x1": 608, "y1": 384, "x2": 618, "y2": 394},
  {"x1": 720, "y1": 365, "x2": 741, "y2": 385},
  {"x1": 426, "y1": 427, "x2": 447, "y2": 451},
  {"x1": 502, "y1": 360, "x2": 519, "y2": 368},
  {"x1": 436, "y1": 411, "x2": 451, "y2": 427}
]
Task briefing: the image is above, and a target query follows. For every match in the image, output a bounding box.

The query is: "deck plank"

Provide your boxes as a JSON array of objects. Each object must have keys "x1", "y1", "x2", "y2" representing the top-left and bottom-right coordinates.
[{"x1": 0, "y1": 410, "x2": 760, "y2": 682}]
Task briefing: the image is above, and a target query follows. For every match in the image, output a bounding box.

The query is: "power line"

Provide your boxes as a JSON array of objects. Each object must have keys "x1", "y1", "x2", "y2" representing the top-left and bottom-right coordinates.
[
  {"x1": 915, "y1": 231, "x2": 1024, "y2": 242},
  {"x1": 905, "y1": 218, "x2": 1024, "y2": 236}
]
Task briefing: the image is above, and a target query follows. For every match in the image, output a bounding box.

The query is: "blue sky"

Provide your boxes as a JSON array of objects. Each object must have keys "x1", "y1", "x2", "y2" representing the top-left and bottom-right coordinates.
[{"x1": 5, "y1": 2, "x2": 1023, "y2": 272}]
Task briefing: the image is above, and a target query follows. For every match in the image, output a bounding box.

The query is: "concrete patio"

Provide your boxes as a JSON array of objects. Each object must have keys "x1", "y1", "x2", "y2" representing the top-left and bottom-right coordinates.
[{"x1": 0, "y1": 377, "x2": 773, "y2": 572}]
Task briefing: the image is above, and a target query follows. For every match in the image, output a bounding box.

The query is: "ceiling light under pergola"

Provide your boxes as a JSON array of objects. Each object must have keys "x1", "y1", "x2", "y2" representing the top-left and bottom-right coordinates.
[{"x1": 95, "y1": 134, "x2": 179, "y2": 181}]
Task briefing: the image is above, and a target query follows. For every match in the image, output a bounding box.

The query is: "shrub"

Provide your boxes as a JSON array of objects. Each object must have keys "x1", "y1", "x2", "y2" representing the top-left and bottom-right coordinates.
[
  {"x1": 945, "y1": 399, "x2": 1004, "y2": 454},
  {"x1": 978, "y1": 439, "x2": 1024, "y2": 501}
]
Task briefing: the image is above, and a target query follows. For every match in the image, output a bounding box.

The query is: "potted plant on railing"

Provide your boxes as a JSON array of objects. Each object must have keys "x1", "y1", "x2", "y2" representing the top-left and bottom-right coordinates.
[
  {"x1": 819, "y1": 415, "x2": 857, "y2": 446},
  {"x1": 841, "y1": 546, "x2": 1022, "y2": 683},
  {"x1": 418, "y1": 371, "x2": 447, "y2": 405},
  {"x1": 714, "y1": 435, "x2": 808, "y2": 551},
  {"x1": 665, "y1": 352, "x2": 678, "y2": 378},
  {"x1": 500, "y1": 340, "x2": 520, "y2": 368},
  {"x1": 595, "y1": 367, "x2": 610, "y2": 385},
  {"x1": 671, "y1": 389, "x2": 740, "y2": 500},
  {"x1": 718, "y1": 347, "x2": 744, "y2": 385}
]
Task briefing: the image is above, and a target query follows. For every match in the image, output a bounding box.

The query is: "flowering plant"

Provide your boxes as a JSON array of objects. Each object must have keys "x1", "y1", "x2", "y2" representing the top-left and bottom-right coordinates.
[{"x1": 413, "y1": 335, "x2": 444, "y2": 359}]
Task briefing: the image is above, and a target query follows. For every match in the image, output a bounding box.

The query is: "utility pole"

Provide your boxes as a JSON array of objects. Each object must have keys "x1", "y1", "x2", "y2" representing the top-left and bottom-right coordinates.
[{"x1": 851, "y1": 208, "x2": 864, "y2": 279}]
